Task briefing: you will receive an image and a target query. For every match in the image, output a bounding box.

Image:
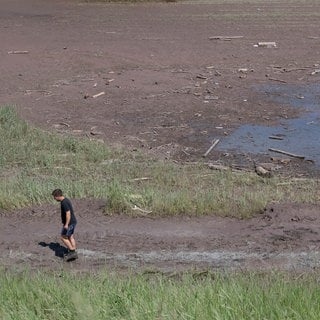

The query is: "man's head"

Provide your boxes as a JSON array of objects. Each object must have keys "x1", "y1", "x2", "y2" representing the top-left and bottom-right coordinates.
[{"x1": 52, "y1": 189, "x2": 64, "y2": 202}]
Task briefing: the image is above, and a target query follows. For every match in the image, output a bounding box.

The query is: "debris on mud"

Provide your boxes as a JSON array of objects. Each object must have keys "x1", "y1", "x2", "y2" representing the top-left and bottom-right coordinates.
[{"x1": 1, "y1": 0, "x2": 320, "y2": 273}]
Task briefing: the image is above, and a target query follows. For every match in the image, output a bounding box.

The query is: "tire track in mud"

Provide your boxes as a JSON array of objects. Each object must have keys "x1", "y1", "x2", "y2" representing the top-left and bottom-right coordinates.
[
  {"x1": 1, "y1": 201, "x2": 320, "y2": 272},
  {"x1": 2, "y1": 247, "x2": 320, "y2": 273}
]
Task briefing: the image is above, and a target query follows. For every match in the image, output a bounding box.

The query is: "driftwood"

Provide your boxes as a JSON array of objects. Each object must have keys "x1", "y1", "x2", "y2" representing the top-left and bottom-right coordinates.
[
  {"x1": 270, "y1": 157, "x2": 291, "y2": 165},
  {"x1": 284, "y1": 67, "x2": 308, "y2": 72},
  {"x1": 209, "y1": 36, "x2": 243, "y2": 41},
  {"x1": 268, "y1": 78, "x2": 287, "y2": 83},
  {"x1": 268, "y1": 135, "x2": 284, "y2": 140},
  {"x1": 203, "y1": 139, "x2": 220, "y2": 157},
  {"x1": 130, "y1": 177, "x2": 152, "y2": 182},
  {"x1": 208, "y1": 164, "x2": 230, "y2": 171},
  {"x1": 255, "y1": 165, "x2": 272, "y2": 178},
  {"x1": 269, "y1": 148, "x2": 305, "y2": 159},
  {"x1": 59, "y1": 122, "x2": 70, "y2": 128},
  {"x1": 92, "y1": 91, "x2": 105, "y2": 98},
  {"x1": 196, "y1": 74, "x2": 207, "y2": 79},
  {"x1": 8, "y1": 50, "x2": 29, "y2": 54},
  {"x1": 257, "y1": 42, "x2": 277, "y2": 48},
  {"x1": 131, "y1": 205, "x2": 152, "y2": 215},
  {"x1": 25, "y1": 89, "x2": 52, "y2": 94},
  {"x1": 208, "y1": 163, "x2": 253, "y2": 173}
]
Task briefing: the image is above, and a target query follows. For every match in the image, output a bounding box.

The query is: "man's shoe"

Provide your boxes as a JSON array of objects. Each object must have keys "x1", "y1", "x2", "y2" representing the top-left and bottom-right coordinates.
[{"x1": 64, "y1": 251, "x2": 78, "y2": 262}]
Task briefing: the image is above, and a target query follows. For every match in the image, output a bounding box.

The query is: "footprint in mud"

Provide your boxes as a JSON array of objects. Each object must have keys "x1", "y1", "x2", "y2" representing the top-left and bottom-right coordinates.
[{"x1": 284, "y1": 228, "x2": 318, "y2": 239}]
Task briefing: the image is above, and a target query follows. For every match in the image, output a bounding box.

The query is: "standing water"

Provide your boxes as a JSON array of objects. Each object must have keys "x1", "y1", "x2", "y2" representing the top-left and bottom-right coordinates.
[{"x1": 217, "y1": 83, "x2": 320, "y2": 166}]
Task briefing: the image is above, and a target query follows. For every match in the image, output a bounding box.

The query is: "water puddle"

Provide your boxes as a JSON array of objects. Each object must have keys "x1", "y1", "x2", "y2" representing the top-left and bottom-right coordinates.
[{"x1": 217, "y1": 83, "x2": 320, "y2": 166}]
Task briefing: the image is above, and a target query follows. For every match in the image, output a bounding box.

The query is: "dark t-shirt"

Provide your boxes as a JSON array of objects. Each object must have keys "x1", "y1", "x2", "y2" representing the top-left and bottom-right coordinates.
[{"x1": 61, "y1": 198, "x2": 77, "y2": 225}]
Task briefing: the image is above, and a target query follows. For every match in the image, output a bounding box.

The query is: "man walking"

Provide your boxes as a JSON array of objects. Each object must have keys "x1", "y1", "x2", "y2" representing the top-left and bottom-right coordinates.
[{"x1": 52, "y1": 189, "x2": 78, "y2": 261}]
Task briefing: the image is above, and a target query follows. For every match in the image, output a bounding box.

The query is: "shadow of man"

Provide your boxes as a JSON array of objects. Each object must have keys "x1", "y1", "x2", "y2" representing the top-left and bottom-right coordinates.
[{"x1": 38, "y1": 241, "x2": 68, "y2": 258}]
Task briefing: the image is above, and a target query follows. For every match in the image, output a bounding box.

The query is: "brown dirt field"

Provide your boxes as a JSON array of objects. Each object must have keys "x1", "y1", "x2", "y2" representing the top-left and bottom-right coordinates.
[{"x1": 1, "y1": 0, "x2": 320, "y2": 272}]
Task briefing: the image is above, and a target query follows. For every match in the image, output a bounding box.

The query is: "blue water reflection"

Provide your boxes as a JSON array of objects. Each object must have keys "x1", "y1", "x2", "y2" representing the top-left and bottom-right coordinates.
[{"x1": 217, "y1": 83, "x2": 320, "y2": 165}]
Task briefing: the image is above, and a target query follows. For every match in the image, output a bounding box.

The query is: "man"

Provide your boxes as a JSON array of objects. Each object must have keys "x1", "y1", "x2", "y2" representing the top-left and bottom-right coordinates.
[{"x1": 52, "y1": 189, "x2": 78, "y2": 261}]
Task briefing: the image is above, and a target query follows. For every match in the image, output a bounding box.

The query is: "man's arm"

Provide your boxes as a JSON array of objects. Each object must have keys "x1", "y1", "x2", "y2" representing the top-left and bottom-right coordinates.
[{"x1": 64, "y1": 210, "x2": 71, "y2": 229}]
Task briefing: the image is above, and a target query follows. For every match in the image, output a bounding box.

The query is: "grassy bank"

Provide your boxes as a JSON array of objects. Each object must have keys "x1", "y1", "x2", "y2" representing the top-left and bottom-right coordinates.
[
  {"x1": 1, "y1": 270, "x2": 320, "y2": 320},
  {"x1": 0, "y1": 106, "x2": 318, "y2": 217}
]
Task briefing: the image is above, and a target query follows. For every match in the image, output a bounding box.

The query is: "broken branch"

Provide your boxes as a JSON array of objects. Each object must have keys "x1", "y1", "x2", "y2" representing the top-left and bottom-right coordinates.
[
  {"x1": 8, "y1": 50, "x2": 29, "y2": 54},
  {"x1": 92, "y1": 91, "x2": 105, "y2": 98},
  {"x1": 268, "y1": 78, "x2": 287, "y2": 83},
  {"x1": 203, "y1": 139, "x2": 220, "y2": 158},
  {"x1": 269, "y1": 148, "x2": 305, "y2": 159},
  {"x1": 209, "y1": 36, "x2": 244, "y2": 41},
  {"x1": 268, "y1": 135, "x2": 284, "y2": 140}
]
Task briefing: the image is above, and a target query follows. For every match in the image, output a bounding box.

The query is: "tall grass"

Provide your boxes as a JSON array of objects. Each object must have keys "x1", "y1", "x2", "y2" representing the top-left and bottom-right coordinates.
[
  {"x1": 1, "y1": 270, "x2": 320, "y2": 320},
  {"x1": 0, "y1": 106, "x2": 318, "y2": 217}
]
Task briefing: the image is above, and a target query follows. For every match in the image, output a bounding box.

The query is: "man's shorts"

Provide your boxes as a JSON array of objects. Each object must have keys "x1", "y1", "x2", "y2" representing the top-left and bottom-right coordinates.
[{"x1": 61, "y1": 224, "x2": 76, "y2": 237}]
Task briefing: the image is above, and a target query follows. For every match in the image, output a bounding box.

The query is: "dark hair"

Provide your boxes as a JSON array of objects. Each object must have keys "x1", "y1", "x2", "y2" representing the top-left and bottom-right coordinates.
[{"x1": 52, "y1": 189, "x2": 63, "y2": 197}]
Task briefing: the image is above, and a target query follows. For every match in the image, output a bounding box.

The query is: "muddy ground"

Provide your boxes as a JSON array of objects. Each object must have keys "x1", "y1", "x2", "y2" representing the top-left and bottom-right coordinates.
[
  {"x1": 1, "y1": 0, "x2": 320, "y2": 272},
  {"x1": 1, "y1": 201, "x2": 320, "y2": 272}
]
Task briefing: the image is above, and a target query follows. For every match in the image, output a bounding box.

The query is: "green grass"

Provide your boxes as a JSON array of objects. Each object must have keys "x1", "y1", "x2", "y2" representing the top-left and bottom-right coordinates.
[
  {"x1": 1, "y1": 270, "x2": 320, "y2": 320},
  {"x1": 0, "y1": 106, "x2": 319, "y2": 217}
]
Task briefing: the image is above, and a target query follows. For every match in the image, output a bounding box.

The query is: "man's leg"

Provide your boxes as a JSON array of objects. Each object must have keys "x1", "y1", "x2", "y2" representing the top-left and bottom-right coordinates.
[
  {"x1": 61, "y1": 235, "x2": 73, "y2": 251},
  {"x1": 69, "y1": 235, "x2": 76, "y2": 251},
  {"x1": 61, "y1": 236, "x2": 78, "y2": 261},
  {"x1": 61, "y1": 225, "x2": 76, "y2": 251},
  {"x1": 60, "y1": 225, "x2": 78, "y2": 261}
]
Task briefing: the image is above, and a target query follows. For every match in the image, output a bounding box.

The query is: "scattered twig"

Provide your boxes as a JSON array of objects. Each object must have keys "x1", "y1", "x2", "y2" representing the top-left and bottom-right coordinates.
[
  {"x1": 269, "y1": 148, "x2": 305, "y2": 159},
  {"x1": 171, "y1": 69, "x2": 191, "y2": 74},
  {"x1": 207, "y1": 163, "x2": 252, "y2": 173},
  {"x1": 90, "y1": 131, "x2": 103, "y2": 136},
  {"x1": 8, "y1": 50, "x2": 29, "y2": 54},
  {"x1": 25, "y1": 89, "x2": 52, "y2": 94},
  {"x1": 152, "y1": 125, "x2": 188, "y2": 129},
  {"x1": 132, "y1": 205, "x2": 152, "y2": 215},
  {"x1": 130, "y1": 177, "x2": 152, "y2": 182},
  {"x1": 209, "y1": 36, "x2": 244, "y2": 41},
  {"x1": 256, "y1": 42, "x2": 277, "y2": 48},
  {"x1": 284, "y1": 67, "x2": 309, "y2": 72},
  {"x1": 268, "y1": 78, "x2": 287, "y2": 83},
  {"x1": 203, "y1": 139, "x2": 220, "y2": 158},
  {"x1": 208, "y1": 164, "x2": 229, "y2": 171},
  {"x1": 105, "y1": 78, "x2": 115, "y2": 84},
  {"x1": 92, "y1": 91, "x2": 105, "y2": 98},
  {"x1": 59, "y1": 122, "x2": 70, "y2": 128},
  {"x1": 196, "y1": 74, "x2": 207, "y2": 79},
  {"x1": 268, "y1": 135, "x2": 284, "y2": 140},
  {"x1": 80, "y1": 78, "x2": 95, "y2": 82}
]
